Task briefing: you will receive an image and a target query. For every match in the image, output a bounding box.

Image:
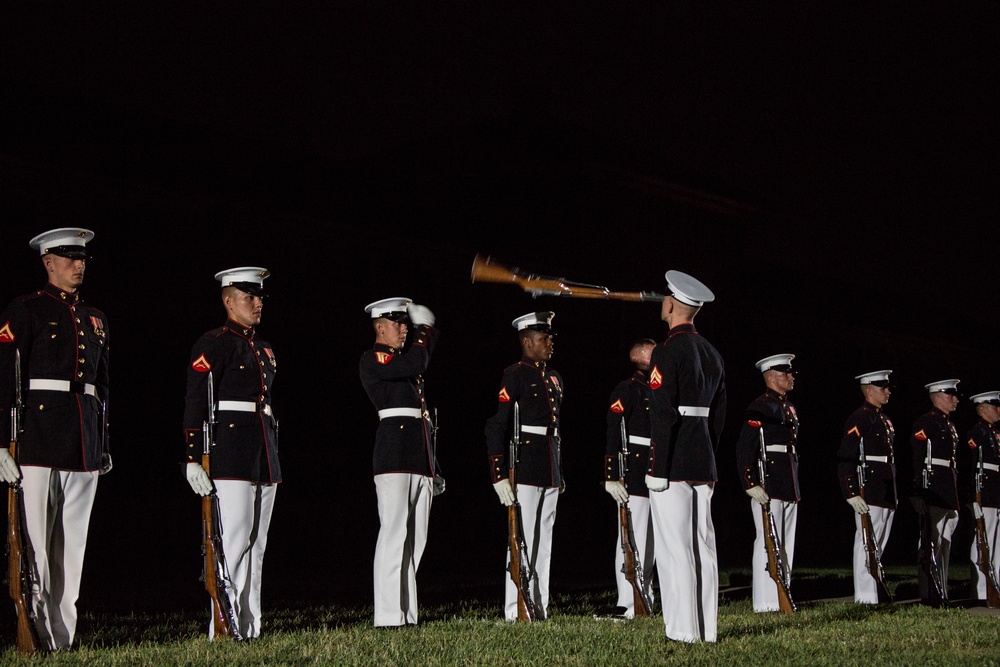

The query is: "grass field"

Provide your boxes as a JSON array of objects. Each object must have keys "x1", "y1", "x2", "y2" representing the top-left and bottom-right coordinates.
[{"x1": 2, "y1": 567, "x2": 999, "y2": 666}]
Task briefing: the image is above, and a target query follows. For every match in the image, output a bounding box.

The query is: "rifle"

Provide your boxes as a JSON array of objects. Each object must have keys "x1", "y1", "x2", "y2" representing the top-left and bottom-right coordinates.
[
  {"x1": 6, "y1": 350, "x2": 41, "y2": 654},
  {"x1": 200, "y1": 373, "x2": 243, "y2": 640},
  {"x1": 618, "y1": 418, "x2": 653, "y2": 617},
  {"x1": 973, "y1": 446, "x2": 1000, "y2": 608},
  {"x1": 508, "y1": 402, "x2": 539, "y2": 621},
  {"x1": 857, "y1": 438, "x2": 892, "y2": 603},
  {"x1": 757, "y1": 427, "x2": 796, "y2": 613},
  {"x1": 471, "y1": 254, "x2": 664, "y2": 303},
  {"x1": 918, "y1": 438, "x2": 947, "y2": 605}
]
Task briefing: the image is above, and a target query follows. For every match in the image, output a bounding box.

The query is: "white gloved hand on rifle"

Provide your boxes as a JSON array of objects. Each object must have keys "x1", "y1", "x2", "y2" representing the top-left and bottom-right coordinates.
[
  {"x1": 433, "y1": 475, "x2": 446, "y2": 496},
  {"x1": 406, "y1": 303, "x2": 435, "y2": 327},
  {"x1": 968, "y1": 501, "x2": 984, "y2": 519},
  {"x1": 605, "y1": 480, "x2": 629, "y2": 504},
  {"x1": 745, "y1": 485, "x2": 769, "y2": 505},
  {"x1": 644, "y1": 474, "x2": 669, "y2": 492},
  {"x1": 846, "y1": 495, "x2": 869, "y2": 514},
  {"x1": 0, "y1": 448, "x2": 21, "y2": 484},
  {"x1": 186, "y1": 462, "x2": 213, "y2": 496},
  {"x1": 493, "y1": 479, "x2": 515, "y2": 506}
]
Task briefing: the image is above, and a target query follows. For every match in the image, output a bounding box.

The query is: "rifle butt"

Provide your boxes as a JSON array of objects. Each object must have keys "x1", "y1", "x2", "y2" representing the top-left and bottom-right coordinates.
[
  {"x1": 471, "y1": 254, "x2": 519, "y2": 285},
  {"x1": 15, "y1": 610, "x2": 40, "y2": 654},
  {"x1": 507, "y1": 503, "x2": 535, "y2": 621}
]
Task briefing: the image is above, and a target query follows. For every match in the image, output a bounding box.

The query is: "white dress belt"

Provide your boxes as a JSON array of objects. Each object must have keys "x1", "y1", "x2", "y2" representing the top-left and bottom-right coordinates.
[
  {"x1": 628, "y1": 435, "x2": 651, "y2": 447},
  {"x1": 678, "y1": 406, "x2": 710, "y2": 417},
  {"x1": 865, "y1": 455, "x2": 890, "y2": 463},
  {"x1": 929, "y1": 457, "x2": 952, "y2": 468},
  {"x1": 28, "y1": 379, "x2": 97, "y2": 397},
  {"x1": 765, "y1": 444, "x2": 796, "y2": 454},
  {"x1": 984, "y1": 462, "x2": 1000, "y2": 472},
  {"x1": 218, "y1": 400, "x2": 273, "y2": 417},
  {"x1": 522, "y1": 425, "x2": 558, "y2": 437},
  {"x1": 378, "y1": 407, "x2": 422, "y2": 420}
]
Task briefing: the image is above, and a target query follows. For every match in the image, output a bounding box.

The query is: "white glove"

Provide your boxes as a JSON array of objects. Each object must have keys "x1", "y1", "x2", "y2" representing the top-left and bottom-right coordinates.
[
  {"x1": 433, "y1": 475, "x2": 446, "y2": 496},
  {"x1": 493, "y1": 479, "x2": 515, "y2": 506},
  {"x1": 186, "y1": 462, "x2": 213, "y2": 496},
  {"x1": 745, "y1": 485, "x2": 769, "y2": 505},
  {"x1": 407, "y1": 303, "x2": 435, "y2": 327},
  {"x1": 605, "y1": 480, "x2": 629, "y2": 504},
  {"x1": 645, "y1": 474, "x2": 669, "y2": 492},
  {"x1": 100, "y1": 452, "x2": 113, "y2": 475},
  {"x1": 847, "y1": 495, "x2": 869, "y2": 514},
  {"x1": 969, "y1": 501, "x2": 984, "y2": 519},
  {"x1": 0, "y1": 448, "x2": 21, "y2": 484}
]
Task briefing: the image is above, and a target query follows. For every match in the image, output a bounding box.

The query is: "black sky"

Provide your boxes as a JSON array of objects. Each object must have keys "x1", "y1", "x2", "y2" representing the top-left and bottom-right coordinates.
[{"x1": 1, "y1": 3, "x2": 998, "y2": 612}]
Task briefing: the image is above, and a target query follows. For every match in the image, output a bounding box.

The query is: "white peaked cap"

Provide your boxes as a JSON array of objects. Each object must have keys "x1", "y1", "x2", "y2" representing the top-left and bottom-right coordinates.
[
  {"x1": 925, "y1": 379, "x2": 960, "y2": 395},
  {"x1": 215, "y1": 266, "x2": 270, "y2": 296},
  {"x1": 756, "y1": 354, "x2": 795, "y2": 372},
  {"x1": 365, "y1": 297, "x2": 412, "y2": 319},
  {"x1": 29, "y1": 228, "x2": 95, "y2": 258},
  {"x1": 856, "y1": 370, "x2": 892, "y2": 385},
  {"x1": 664, "y1": 270, "x2": 715, "y2": 307},
  {"x1": 512, "y1": 311, "x2": 555, "y2": 332},
  {"x1": 970, "y1": 391, "x2": 1000, "y2": 405}
]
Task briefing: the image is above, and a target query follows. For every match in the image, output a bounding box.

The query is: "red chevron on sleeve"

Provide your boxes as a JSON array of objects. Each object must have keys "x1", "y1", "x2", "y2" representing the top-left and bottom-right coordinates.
[
  {"x1": 191, "y1": 354, "x2": 212, "y2": 372},
  {"x1": 610, "y1": 399, "x2": 624, "y2": 413}
]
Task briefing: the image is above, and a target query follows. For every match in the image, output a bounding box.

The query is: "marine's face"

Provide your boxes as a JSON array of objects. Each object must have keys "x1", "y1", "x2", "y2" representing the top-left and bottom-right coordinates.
[
  {"x1": 45, "y1": 254, "x2": 86, "y2": 292},
  {"x1": 226, "y1": 290, "x2": 263, "y2": 328},
  {"x1": 377, "y1": 319, "x2": 408, "y2": 349},
  {"x1": 523, "y1": 330, "x2": 554, "y2": 362},
  {"x1": 864, "y1": 384, "x2": 891, "y2": 408}
]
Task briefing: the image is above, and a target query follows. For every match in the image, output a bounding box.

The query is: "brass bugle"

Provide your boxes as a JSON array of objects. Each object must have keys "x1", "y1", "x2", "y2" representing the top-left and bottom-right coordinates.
[{"x1": 471, "y1": 254, "x2": 664, "y2": 303}]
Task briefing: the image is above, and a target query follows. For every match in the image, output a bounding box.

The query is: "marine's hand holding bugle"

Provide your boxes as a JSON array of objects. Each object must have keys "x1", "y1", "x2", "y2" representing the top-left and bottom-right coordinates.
[
  {"x1": 6, "y1": 350, "x2": 41, "y2": 654},
  {"x1": 471, "y1": 254, "x2": 664, "y2": 303},
  {"x1": 757, "y1": 428, "x2": 796, "y2": 614},
  {"x1": 199, "y1": 373, "x2": 242, "y2": 640},
  {"x1": 507, "y1": 403, "x2": 539, "y2": 621}
]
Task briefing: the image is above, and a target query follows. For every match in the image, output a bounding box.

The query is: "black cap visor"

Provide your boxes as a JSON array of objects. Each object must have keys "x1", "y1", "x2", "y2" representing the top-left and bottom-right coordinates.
[
  {"x1": 380, "y1": 311, "x2": 410, "y2": 323},
  {"x1": 229, "y1": 282, "x2": 268, "y2": 298},
  {"x1": 47, "y1": 245, "x2": 89, "y2": 260}
]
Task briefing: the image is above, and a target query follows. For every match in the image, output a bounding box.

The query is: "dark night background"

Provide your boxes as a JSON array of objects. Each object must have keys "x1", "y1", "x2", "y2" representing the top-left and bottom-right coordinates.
[{"x1": 1, "y1": 3, "x2": 998, "y2": 620}]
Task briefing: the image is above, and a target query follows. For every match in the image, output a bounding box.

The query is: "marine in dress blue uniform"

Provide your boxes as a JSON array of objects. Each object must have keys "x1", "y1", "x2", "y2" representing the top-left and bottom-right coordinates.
[
  {"x1": 735, "y1": 353, "x2": 800, "y2": 613},
  {"x1": 909, "y1": 378, "x2": 961, "y2": 603},
  {"x1": 485, "y1": 311, "x2": 564, "y2": 621},
  {"x1": 0, "y1": 228, "x2": 109, "y2": 650},
  {"x1": 359, "y1": 297, "x2": 443, "y2": 627},
  {"x1": 600, "y1": 338, "x2": 657, "y2": 619},
  {"x1": 837, "y1": 370, "x2": 897, "y2": 604},
  {"x1": 958, "y1": 391, "x2": 1000, "y2": 600},
  {"x1": 183, "y1": 267, "x2": 281, "y2": 639},
  {"x1": 644, "y1": 270, "x2": 726, "y2": 643}
]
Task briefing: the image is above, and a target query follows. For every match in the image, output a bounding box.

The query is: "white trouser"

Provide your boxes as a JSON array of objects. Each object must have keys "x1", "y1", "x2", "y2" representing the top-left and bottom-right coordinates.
[
  {"x1": 21, "y1": 467, "x2": 98, "y2": 650},
  {"x1": 969, "y1": 505, "x2": 1000, "y2": 600},
  {"x1": 749, "y1": 498, "x2": 798, "y2": 612},
  {"x1": 505, "y1": 484, "x2": 559, "y2": 621},
  {"x1": 852, "y1": 505, "x2": 894, "y2": 603},
  {"x1": 650, "y1": 482, "x2": 717, "y2": 643},
  {"x1": 211, "y1": 480, "x2": 276, "y2": 640},
  {"x1": 917, "y1": 505, "x2": 959, "y2": 600},
  {"x1": 373, "y1": 473, "x2": 433, "y2": 627},
  {"x1": 614, "y1": 495, "x2": 655, "y2": 615}
]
